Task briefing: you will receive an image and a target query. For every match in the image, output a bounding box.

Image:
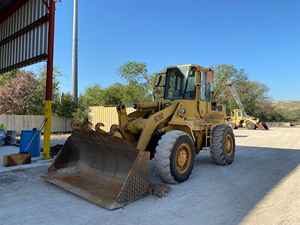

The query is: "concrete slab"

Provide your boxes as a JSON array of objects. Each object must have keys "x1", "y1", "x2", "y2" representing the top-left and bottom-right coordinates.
[
  {"x1": 0, "y1": 146, "x2": 19, "y2": 158},
  {"x1": 0, "y1": 128, "x2": 299, "y2": 225}
]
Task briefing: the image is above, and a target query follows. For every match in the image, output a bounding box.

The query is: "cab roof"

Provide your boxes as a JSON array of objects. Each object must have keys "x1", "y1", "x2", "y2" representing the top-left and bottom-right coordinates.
[{"x1": 160, "y1": 64, "x2": 212, "y2": 73}]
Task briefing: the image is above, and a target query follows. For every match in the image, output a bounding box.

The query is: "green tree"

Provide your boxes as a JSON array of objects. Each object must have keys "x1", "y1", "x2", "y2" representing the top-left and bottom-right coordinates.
[
  {"x1": 0, "y1": 71, "x2": 37, "y2": 114},
  {"x1": 79, "y1": 62, "x2": 155, "y2": 107},
  {"x1": 213, "y1": 64, "x2": 247, "y2": 104},
  {"x1": 100, "y1": 82, "x2": 152, "y2": 106},
  {"x1": 212, "y1": 64, "x2": 270, "y2": 117},
  {"x1": 55, "y1": 93, "x2": 77, "y2": 118},
  {"x1": 72, "y1": 104, "x2": 90, "y2": 127},
  {"x1": 26, "y1": 68, "x2": 60, "y2": 115},
  {"x1": 119, "y1": 61, "x2": 156, "y2": 98},
  {"x1": 272, "y1": 101, "x2": 300, "y2": 122},
  {"x1": 212, "y1": 64, "x2": 294, "y2": 122},
  {"x1": 0, "y1": 70, "x2": 18, "y2": 86},
  {"x1": 0, "y1": 69, "x2": 63, "y2": 115},
  {"x1": 119, "y1": 61, "x2": 149, "y2": 84},
  {"x1": 123, "y1": 82, "x2": 151, "y2": 105},
  {"x1": 256, "y1": 101, "x2": 285, "y2": 122},
  {"x1": 102, "y1": 83, "x2": 126, "y2": 106},
  {"x1": 79, "y1": 85, "x2": 104, "y2": 107}
]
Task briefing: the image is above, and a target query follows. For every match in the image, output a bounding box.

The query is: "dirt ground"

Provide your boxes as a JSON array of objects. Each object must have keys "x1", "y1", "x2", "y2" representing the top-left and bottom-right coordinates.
[{"x1": 0, "y1": 128, "x2": 300, "y2": 225}]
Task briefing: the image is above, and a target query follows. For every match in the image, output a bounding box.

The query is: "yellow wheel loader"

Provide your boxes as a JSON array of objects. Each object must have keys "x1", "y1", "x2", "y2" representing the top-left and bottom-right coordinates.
[
  {"x1": 229, "y1": 109, "x2": 269, "y2": 130},
  {"x1": 226, "y1": 83, "x2": 269, "y2": 130},
  {"x1": 45, "y1": 64, "x2": 236, "y2": 209}
]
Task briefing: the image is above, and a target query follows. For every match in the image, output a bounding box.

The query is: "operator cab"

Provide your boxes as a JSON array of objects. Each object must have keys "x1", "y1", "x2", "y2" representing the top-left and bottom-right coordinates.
[{"x1": 155, "y1": 65, "x2": 213, "y2": 102}]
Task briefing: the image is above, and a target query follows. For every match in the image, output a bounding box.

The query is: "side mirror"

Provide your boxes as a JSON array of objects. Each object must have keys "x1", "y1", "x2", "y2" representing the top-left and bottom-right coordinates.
[
  {"x1": 155, "y1": 75, "x2": 162, "y2": 87},
  {"x1": 153, "y1": 74, "x2": 166, "y2": 99}
]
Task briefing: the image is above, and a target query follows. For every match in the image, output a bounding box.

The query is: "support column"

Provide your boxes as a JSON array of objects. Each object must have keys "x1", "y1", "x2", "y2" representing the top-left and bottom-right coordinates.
[{"x1": 44, "y1": 0, "x2": 56, "y2": 160}]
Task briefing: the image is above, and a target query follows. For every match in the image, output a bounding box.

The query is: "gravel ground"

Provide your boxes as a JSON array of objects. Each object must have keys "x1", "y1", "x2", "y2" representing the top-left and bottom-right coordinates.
[{"x1": 0, "y1": 128, "x2": 300, "y2": 225}]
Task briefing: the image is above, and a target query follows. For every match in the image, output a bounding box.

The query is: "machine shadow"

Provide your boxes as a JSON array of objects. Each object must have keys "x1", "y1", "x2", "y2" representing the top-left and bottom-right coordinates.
[
  {"x1": 234, "y1": 135, "x2": 248, "y2": 138},
  {"x1": 189, "y1": 145, "x2": 300, "y2": 225}
]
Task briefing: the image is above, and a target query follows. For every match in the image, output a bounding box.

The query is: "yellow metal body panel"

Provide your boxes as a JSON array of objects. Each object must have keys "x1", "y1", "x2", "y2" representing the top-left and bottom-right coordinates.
[
  {"x1": 136, "y1": 102, "x2": 178, "y2": 151},
  {"x1": 169, "y1": 100, "x2": 225, "y2": 128},
  {"x1": 231, "y1": 109, "x2": 259, "y2": 128}
]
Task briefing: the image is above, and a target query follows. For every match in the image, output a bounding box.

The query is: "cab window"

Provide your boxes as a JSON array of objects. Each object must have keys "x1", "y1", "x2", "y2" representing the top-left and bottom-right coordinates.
[
  {"x1": 200, "y1": 72, "x2": 212, "y2": 101},
  {"x1": 165, "y1": 69, "x2": 184, "y2": 99},
  {"x1": 184, "y1": 69, "x2": 196, "y2": 99}
]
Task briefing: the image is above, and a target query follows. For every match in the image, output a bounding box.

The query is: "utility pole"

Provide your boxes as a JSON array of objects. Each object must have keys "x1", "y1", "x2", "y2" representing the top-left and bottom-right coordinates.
[{"x1": 72, "y1": 0, "x2": 78, "y2": 103}]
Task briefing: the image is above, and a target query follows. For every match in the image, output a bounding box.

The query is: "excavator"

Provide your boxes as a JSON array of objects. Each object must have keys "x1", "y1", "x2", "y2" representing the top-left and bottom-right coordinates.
[
  {"x1": 45, "y1": 64, "x2": 236, "y2": 209},
  {"x1": 226, "y1": 82, "x2": 269, "y2": 130}
]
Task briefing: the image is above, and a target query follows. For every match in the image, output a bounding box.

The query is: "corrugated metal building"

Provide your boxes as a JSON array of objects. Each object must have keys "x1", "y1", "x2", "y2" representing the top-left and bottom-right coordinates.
[
  {"x1": 0, "y1": 0, "x2": 49, "y2": 73},
  {"x1": 89, "y1": 106, "x2": 135, "y2": 132}
]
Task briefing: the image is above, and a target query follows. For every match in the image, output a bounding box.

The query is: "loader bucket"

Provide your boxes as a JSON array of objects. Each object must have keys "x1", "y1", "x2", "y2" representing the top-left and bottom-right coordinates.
[{"x1": 45, "y1": 130, "x2": 150, "y2": 210}]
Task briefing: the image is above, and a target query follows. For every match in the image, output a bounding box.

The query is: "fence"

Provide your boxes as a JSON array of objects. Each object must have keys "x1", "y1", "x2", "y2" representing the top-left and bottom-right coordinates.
[
  {"x1": 2, "y1": 112, "x2": 291, "y2": 134},
  {"x1": 0, "y1": 115, "x2": 72, "y2": 133},
  {"x1": 89, "y1": 106, "x2": 135, "y2": 132},
  {"x1": 0, "y1": 107, "x2": 135, "y2": 134}
]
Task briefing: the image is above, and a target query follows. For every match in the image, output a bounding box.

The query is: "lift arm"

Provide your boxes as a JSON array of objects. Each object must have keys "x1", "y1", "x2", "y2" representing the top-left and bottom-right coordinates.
[{"x1": 226, "y1": 82, "x2": 249, "y2": 117}]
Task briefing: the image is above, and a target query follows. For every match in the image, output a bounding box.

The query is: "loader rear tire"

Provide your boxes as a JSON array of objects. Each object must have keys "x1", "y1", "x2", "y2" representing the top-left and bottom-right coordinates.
[
  {"x1": 210, "y1": 125, "x2": 235, "y2": 166},
  {"x1": 261, "y1": 122, "x2": 269, "y2": 130},
  {"x1": 154, "y1": 131, "x2": 195, "y2": 184}
]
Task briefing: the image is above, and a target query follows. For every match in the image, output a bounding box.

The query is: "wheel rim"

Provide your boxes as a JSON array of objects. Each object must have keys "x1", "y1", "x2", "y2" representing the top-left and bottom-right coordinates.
[
  {"x1": 175, "y1": 143, "x2": 192, "y2": 174},
  {"x1": 224, "y1": 134, "x2": 234, "y2": 156}
]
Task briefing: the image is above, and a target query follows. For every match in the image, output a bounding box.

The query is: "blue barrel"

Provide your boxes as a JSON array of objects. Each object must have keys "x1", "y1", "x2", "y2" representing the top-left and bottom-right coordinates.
[
  {"x1": 0, "y1": 129, "x2": 5, "y2": 146},
  {"x1": 20, "y1": 129, "x2": 41, "y2": 157}
]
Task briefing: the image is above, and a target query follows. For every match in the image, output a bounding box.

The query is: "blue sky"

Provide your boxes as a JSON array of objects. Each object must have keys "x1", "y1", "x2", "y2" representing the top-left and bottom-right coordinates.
[{"x1": 49, "y1": 0, "x2": 299, "y2": 100}]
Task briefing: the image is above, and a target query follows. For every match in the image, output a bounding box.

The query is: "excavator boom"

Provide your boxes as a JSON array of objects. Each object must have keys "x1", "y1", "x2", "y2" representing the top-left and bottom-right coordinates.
[{"x1": 226, "y1": 82, "x2": 268, "y2": 130}]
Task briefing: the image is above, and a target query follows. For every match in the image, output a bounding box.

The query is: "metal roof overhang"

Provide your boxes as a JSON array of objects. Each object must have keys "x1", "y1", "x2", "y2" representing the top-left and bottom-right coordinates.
[
  {"x1": 0, "y1": 0, "x2": 50, "y2": 73},
  {"x1": 0, "y1": 0, "x2": 28, "y2": 23}
]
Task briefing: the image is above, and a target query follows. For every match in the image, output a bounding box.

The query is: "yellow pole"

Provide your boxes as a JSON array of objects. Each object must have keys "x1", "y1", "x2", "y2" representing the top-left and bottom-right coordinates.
[
  {"x1": 43, "y1": 100, "x2": 52, "y2": 159},
  {"x1": 44, "y1": 0, "x2": 55, "y2": 160}
]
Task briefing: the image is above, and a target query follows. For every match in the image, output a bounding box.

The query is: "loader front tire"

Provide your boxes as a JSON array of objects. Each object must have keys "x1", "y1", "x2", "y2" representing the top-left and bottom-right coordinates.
[
  {"x1": 246, "y1": 121, "x2": 256, "y2": 130},
  {"x1": 210, "y1": 125, "x2": 235, "y2": 166},
  {"x1": 154, "y1": 131, "x2": 195, "y2": 184}
]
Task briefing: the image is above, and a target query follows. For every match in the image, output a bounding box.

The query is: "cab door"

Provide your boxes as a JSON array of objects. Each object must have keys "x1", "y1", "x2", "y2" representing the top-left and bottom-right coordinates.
[{"x1": 197, "y1": 71, "x2": 212, "y2": 117}]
